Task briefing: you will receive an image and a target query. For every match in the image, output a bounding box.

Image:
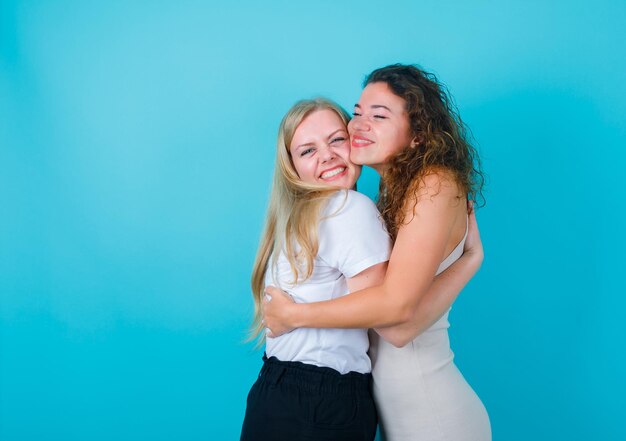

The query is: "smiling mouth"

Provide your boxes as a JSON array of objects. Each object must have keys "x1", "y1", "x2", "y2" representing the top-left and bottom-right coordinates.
[
  {"x1": 351, "y1": 137, "x2": 373, "y2": 148},
  {"x1": 320, "y1": 167, "x2": 346, "y2": 180}
]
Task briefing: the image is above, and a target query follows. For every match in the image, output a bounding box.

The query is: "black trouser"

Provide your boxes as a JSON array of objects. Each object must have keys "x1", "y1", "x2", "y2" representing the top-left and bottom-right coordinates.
[{"x1": 240, "y1": 355, "x2": 377, "y2": 441}]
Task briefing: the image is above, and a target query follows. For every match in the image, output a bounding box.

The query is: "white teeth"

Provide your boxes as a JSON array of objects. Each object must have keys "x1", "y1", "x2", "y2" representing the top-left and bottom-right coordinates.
[{"x1": 321, "y1": 167, "x2": 346, "y2": 179}]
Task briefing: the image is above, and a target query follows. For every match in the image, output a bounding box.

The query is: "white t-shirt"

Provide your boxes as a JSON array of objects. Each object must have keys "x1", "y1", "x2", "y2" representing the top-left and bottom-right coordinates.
[{"x1": 265, "y1": 190, "x2": 391, "y2": 374}]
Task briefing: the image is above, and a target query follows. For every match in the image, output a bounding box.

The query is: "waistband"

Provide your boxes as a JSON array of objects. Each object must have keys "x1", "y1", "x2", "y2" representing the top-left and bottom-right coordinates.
[{"x1": 259, "y1": 354, "x2": 372, "y2": 395}]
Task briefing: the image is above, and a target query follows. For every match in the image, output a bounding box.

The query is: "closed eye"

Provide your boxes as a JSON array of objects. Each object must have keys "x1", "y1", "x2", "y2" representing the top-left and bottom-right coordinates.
[
  {"x1": 300, "y1": 147, "x2": 314, "y2": 157},
  {"x1": 330, "y1": 137, "x2": 347, "y2": 144}
]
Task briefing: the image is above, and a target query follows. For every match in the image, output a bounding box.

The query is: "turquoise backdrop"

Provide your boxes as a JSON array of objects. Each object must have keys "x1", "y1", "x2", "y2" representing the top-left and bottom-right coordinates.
[{"x1": 1, "y1": 1, "x2": 625, "y2": 439}]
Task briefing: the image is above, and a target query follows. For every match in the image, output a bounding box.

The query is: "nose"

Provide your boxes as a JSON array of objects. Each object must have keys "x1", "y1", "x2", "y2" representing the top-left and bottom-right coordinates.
[
  {"x1": 320, "y1": 145, "x2": 336, "y2": 163},
  {"x1": 348, "y1": 117, "x2": 369, "y2": 133}
]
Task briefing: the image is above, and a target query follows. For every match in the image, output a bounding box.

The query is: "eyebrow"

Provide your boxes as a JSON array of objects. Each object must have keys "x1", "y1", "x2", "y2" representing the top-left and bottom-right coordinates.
[
  {"x1": 294, "y1": 141, "x2": 315, "y2": 151},
  {"x1": 354, "y1": 104, "x2": 392, "y2": 111},
  {"x1": 326, "y1": 129, "x2": 346, "y2": 141},
  {"x1": 294, "y1": 129, "x2": 347, "y2": 151}
]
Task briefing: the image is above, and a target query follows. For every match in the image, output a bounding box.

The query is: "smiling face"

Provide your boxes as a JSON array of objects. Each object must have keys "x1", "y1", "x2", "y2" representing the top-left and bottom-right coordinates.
[
  {"x1": 289, "y1": 109, "x2": 360, "y2": 188},
  {"x1": 348, "y1": 82, "x2": 414, "y2": 172}
]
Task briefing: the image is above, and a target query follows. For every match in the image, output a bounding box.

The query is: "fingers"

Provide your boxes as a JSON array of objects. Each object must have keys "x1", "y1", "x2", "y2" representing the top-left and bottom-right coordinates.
[
  {"x1": 468, "y1": 210, "x2": 479, "y2": 236},
  {"x1": 262, "y1": 286, "x2": 276, "y2": 338},
  {"x1": 468, "y1": 209, "x2": 477, "y2": 228},
  {"x1": 263, "y1": 286, "x2": 295, "y2": 303},
  {"x1": 261, "y1": 285, "x2": 295, "y2": 339},
  {"x1": 261, "y1": 288, "x2": 273, "y2": 314},
  {"x1": 265, "y1": 286, "x2": 280, "y2": 297}
]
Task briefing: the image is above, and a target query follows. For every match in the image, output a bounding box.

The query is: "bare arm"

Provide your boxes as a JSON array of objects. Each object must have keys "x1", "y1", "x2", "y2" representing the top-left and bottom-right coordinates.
[
  {"x1": 264, "y1": 173, "x2": 467, "y2": 336},
  {"x1": 374, "y1": 208, "x2": 483, "y2": 347},
  {"x1": 346, "y1": 262, "x2": 388, "y2": 293},
  {"x1": 267, "y1": 209, "x2": 482, "y2": 347}
]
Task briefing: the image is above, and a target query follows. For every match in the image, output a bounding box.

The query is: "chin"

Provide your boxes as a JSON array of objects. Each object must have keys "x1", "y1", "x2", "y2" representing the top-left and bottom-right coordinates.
[
  {"x1": 349, "y1": 156, "x2": 366, "y2": 166},
  {"x1": 351, "y1": 151, "x2": 373, "y2": 165}
]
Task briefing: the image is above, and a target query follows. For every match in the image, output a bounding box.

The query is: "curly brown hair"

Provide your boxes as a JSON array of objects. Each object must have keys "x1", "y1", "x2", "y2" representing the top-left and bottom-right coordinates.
[{"x1": 364, "y1": 64, "x2": 485, "y2": 240}]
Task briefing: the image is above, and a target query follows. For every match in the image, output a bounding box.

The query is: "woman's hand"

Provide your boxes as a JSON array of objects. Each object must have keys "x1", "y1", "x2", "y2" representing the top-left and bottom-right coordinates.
[
  {"x1": 464, "y1": 202, "x2": 484, "y2": 266},
  {"x1": 262, "y1": 286, "x2": 297, "y2": 338}
]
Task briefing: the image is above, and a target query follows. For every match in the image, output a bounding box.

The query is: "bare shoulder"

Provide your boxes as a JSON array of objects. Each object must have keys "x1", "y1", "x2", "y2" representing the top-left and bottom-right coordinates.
[
  {"x1": 408, "y1": 168, "x2": 464, "y2": 209},
  {"x1": 395, "y1": 169, "x2": 467, "y2": 254}
]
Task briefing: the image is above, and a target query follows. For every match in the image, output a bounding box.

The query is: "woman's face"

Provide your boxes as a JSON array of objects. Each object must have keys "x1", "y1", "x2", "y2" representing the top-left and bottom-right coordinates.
[
  {"x1": 348, "y1": 82, "x2": 413, "y2": 172},
  {"x1": 289, "y1": 109, "x2": 360, "y2": 188}
]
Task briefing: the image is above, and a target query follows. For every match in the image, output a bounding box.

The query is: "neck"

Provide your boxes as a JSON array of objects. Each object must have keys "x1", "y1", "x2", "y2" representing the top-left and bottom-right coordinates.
[{"x1": 371, "y1": 162, "x2": 388, "y2": 176}]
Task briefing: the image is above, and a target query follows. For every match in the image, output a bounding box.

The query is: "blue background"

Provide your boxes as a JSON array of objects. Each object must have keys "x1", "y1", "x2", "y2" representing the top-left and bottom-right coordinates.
[{"x1": 1, "y1": 1, "x2": 625, "y2": 439}]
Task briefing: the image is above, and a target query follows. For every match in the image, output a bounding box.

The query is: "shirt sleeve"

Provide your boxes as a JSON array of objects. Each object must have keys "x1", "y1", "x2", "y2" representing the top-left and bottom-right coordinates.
[{"x1": 318, "y1": 190, "x2": 392, "y2": 278}]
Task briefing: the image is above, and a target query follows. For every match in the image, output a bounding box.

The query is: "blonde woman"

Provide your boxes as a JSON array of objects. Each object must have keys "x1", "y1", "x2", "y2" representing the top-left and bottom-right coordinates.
[
  {"x1": 264, "y1": 65, "x2": 491, "y2": 441},
  {"x1": 241, "y1": 97, "x2": 482, "y2": 441}
]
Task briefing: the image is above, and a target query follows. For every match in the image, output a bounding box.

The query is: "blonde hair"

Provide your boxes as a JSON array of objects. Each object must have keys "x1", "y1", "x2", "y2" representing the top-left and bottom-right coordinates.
[{"x1": 249, "y1": 98, "x2": 351, "y2": 343}]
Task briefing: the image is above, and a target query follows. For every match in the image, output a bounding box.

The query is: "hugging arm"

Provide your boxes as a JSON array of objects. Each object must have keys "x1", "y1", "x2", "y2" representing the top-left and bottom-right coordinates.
[
  {"x1": 264, "y1": 174, "x2": 476, "y2": 337},
  {"x1": 373, "y1": 208, "x2": 482, "y2": 347}
]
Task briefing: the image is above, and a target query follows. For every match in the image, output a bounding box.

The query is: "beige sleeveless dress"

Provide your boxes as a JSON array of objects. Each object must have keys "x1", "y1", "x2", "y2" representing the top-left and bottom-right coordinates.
[{"x1": 369, "y1": 223, "x2": 491, "y2": 441}]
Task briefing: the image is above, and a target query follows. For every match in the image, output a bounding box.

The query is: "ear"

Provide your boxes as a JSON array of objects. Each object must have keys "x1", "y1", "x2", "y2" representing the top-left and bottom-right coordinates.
[{"x1": 410, "y1": 132, "x2": 424, "y2": 148}]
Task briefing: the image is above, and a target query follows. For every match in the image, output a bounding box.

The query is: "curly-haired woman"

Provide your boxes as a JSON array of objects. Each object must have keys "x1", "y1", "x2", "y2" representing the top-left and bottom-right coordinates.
[{"x1": 264, "y1": 65, "x2": 492, "y2": 441}]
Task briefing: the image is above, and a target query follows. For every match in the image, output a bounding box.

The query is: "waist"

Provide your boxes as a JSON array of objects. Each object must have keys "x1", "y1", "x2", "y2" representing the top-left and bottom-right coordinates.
[
  {"x1": 266, "y1": 328, "x2": 371, "y2": 374},
  {"x1": 369, "y1": 326, "x2": 454, "y2": 367},
  {"x1": 260, "y1": 355, "x2": 372, "y2": 395}
]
